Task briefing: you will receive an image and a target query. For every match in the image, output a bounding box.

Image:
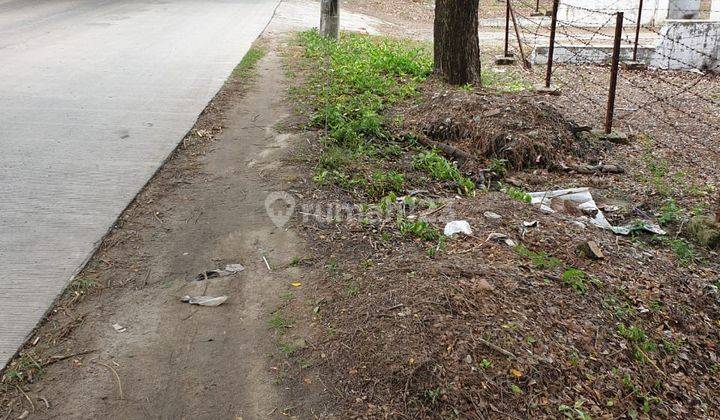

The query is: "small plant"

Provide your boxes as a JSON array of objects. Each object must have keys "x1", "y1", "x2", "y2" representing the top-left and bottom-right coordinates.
[
  {"x1": 413, "y1": 150, "x2": 475, "y2": 195},
  {"x1": 505, "y1": 186, "x2": 532, "y2": 203},
  {"x1": 487, "y1": 158, "x2": 508, "y2": 178},
  {"x1": 278, "y1": 342, "x2": 298, "y2": 357},
  {"x1": 424, "y1": 387, "x2": 442, "y2": 405},
  {"x1": 72, "y1": 277, "x2": 97, "y2": 294},
  {"x1": 325, "y1": 258, "x2": 338, "y2": 271},
  {"x1": 268, "y1": 312, "x2": 292, "y2": 333},
  {"x1": 367, "y1": 170, "x2": 405, "y2": 198},
  {"x1": 658, "y1": 198, "x2": 682, "y2": 225},
  {"x1": 478, "y1": 358, "x2": 492, "y2": 369},
  {"x1": 288, "y1": 256, "x2": 301, "y2": 267},
  {"x1": 280, "y1": 292, "x2": 295, "y2": 301},
  {"x1": 559, "y1": 399, "x2": 591, "y2": 420},
  {"x1": 561, "y1": 268, "x2": 588, "y2": 293},
  {"x1": 426, "y1": 236, "x2": 447, "y2": 257},
  {"x1": 398, "y1": 218, "x2": 441, "y2": 242},
  {"x1": 618, "y1": 323, "x2": 657, "y2": 361},
  {"x1": 345, "y1": 281, "x2": 360, "y2": 297},
  {"x1": 515, "y1": 245, "x2": 562, "y2": 269},
  {"x1": 510, "y1": 384, "x2": 523, "y2": 395}
]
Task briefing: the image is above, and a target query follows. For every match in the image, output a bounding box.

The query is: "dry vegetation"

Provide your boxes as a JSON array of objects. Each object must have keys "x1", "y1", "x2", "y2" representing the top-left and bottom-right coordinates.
[{"x1": 277, "y1": 28, "x2": 719, "y2": 419}]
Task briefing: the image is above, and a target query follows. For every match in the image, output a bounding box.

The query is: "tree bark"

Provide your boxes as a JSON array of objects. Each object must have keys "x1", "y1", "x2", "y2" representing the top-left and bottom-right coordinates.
[
  {"x1": 434, "y1": 0, "x2": 482, "y2": 85},
  {"x1": 320, "y1": 0, "x2": 340, "y2": 40}
]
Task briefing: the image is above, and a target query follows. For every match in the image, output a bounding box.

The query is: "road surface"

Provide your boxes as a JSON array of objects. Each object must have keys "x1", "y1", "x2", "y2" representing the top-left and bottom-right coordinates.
[{"x1": 0, "y1": 0, "x2": 280, "y2": 368}]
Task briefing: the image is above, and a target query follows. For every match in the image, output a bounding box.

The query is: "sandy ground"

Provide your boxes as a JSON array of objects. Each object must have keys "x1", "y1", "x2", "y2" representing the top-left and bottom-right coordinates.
[{"x1": 0, "y1": 2, "x2": 362, "y2": 415}]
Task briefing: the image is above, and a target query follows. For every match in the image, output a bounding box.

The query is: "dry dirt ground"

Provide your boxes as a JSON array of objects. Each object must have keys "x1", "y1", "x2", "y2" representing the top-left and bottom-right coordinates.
[{"x1": 0, "y1": 35, "x2": 330, "y2": 419}]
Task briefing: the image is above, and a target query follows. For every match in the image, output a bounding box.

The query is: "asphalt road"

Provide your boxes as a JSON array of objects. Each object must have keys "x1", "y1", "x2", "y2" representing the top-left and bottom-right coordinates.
[{"x1": 0, "y1": 0, "x2": 280, "y2": 368}]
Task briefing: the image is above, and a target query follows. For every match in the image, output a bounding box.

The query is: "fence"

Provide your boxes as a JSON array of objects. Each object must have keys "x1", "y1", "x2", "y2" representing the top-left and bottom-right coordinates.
[{"x1": 495, "y1": 0, "x2": 720, "y2": 140}]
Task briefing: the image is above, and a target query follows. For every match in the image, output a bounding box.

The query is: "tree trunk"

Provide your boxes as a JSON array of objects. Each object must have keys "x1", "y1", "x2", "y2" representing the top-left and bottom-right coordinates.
[
  {"x1": 434, "y1": 0, "x2": 482, "y2": 85},
  {"x1": 320, "y1": 0, "x2": 340, "y2": 40}
]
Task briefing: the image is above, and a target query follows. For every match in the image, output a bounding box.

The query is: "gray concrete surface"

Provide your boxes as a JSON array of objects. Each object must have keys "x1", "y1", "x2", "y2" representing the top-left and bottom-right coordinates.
[{"x1": 0, "y1": 0, "x2": 280, "y2": 368}]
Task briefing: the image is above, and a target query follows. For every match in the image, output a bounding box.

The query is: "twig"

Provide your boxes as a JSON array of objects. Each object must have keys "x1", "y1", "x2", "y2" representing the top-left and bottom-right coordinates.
[
  {"x1": 15, "y1": 385, "x2": 34, "y2": 412},
  {"x1": 635, "y1": 345, "x2": 667, "y2": 377},
  {"x1": 478, "y1": 337, "x2": 516, "y2": 359},
  {"x1": 95, "y1": 362, "x2": 124, "y2": 400},
  {"x1": 262, "y1": 255, "x2": 272, "y2": 271},
  {"x1": 44, "y1": 349, "x2": 98, "y2": 367}
]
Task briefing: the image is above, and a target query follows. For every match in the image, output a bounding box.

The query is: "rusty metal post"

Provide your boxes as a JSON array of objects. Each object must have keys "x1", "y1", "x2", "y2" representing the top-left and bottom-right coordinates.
[
  {"x1": 545, "y1": 0, "x2": 559, "y2": 88},
  {"x1": 633, "y1": 0, "x2": 644, "y2": 61},
  {"x1": 605, "y1": 12, "x2": 624, "y2": 134},
  {"x1": 535, "y1": 0, "x2": 540, "y2": 14},
  {"x1": 504, "y1": 0, "x2": 511, "y2": 57}
]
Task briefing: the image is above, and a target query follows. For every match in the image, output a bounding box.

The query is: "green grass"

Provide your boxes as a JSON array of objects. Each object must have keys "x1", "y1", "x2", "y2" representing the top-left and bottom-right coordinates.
[
  {"x1": 298, "y1": 30, "x2": 431, "y2": 149},
  {"x1": 232, "y1": 46, "x2": 266, "y2": 78},
  {"x1": 398, "y1": 218, "x2": 441, "y2": 242},
  {"x1": 295, "y1": 30, "x2": 433, "y2": 198},
  {"x1": 268, "y1": 312, "x2": 293, "y2": 333},
  {"x1": 516, "y1": 244, "x2": 561, "y2": 269},
  {"x1": 413, "y1": 150, "x2": 475, "y2": 195}
]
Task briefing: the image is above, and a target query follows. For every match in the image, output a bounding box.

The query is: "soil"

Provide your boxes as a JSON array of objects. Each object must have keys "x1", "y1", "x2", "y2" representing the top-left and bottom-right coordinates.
[
  {"x1": 0, "y1": 37, "x2": 327, "y2": 419},
  {"x1": 273, "y1": 15, "x2": 720, "y2": 419}
]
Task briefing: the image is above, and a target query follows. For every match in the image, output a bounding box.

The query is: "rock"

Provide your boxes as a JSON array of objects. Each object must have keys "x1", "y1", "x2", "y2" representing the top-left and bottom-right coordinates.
[
  {"x1": 475, "y1": 278, "x2": 494, "y2": 291},
  {"x1": 578, "y1": 240, "x2": 604, "y2": 260},
  {"x1": 688, "y1": 216, "x2": 720, "y2": 250},
  {"x1": 484, "y1": 211, "x2": 502, "y2": 220}
]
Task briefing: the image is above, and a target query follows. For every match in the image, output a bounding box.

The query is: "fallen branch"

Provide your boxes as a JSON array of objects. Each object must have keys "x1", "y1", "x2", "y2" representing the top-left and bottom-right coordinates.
[
  {"x1": 478, "y1": 337, "x2": 516, "y2": 359},
  {"x1": 556, "y1": 163, "x2": 625, "y2": 174},
  {"x1": 44, "y1": 349, "x2": 97, "y2": 367}
]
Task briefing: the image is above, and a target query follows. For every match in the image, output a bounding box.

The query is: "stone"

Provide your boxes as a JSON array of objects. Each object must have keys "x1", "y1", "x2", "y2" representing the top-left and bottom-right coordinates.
[
  {"x1": 494, "y1": 54, "x2": 516, "y2": 66},
  {"x1": 534, "y1": 84, "x2": 561, "y2": 96},
  {"x1": 578, "y1": 240, "x2": 605, "y2": 260},
  {"x1": 688, "y1": 216, "x2": 720, "y2": 250},
  {"x1": 623, "y1": 61, "x2": 647, "y2": 70},
  {"x1": 591, "y1": 129, "x2": 630, "y2": 145},
  {"x1": 484, "y1": 211, "x2": 502, "y2": 220}
]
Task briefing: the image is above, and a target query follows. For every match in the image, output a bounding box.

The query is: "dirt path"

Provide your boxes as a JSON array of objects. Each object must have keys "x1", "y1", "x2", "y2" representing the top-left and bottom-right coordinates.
[{"x1": 2, "y1": 42, "x2": 315, "y2": 419}]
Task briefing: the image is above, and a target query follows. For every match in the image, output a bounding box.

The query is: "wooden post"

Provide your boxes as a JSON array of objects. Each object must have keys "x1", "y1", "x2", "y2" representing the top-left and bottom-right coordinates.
[{"x1": 320, "y1": 0, "x2": 339, "y2": 40}]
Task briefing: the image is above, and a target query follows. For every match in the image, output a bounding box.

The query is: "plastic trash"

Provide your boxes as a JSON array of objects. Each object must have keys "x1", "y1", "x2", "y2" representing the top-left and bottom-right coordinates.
[
  {"x1": 528, "y1": 187, "x2": 666, "y2": 236},
  {"x1": 191, "y1": 264, "x2": 245, "y2": 282},
  {"x1": 112, "y1": 323, "x2": 127, "y2": 333},
  {"x1": 444, "y1": 220, "x2": 473, "y2": 236},
  {"x1": 181, "y1": 295, "x2": 228, "y2": 307}
]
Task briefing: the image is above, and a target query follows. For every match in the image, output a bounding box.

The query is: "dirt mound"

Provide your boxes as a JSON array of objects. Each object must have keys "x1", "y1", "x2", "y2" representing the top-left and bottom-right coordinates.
[{"x1": 401, "y1": 83, "x2": 600, "y2": 171}]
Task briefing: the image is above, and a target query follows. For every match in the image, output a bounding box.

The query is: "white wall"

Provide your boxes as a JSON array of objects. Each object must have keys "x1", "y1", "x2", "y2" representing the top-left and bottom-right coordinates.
[
  {"x1": 649, "y1": 20, "x2": 720, "y2": 71},
  {"x1": 667, "y1": 0, "x2": 701, "y2": 19},
  {"x1": 711, "y1": 0, "x2": 720, "y2": 20},
  {"x1": 557, "y1": 0, "x2": 670, "y2": 27}
]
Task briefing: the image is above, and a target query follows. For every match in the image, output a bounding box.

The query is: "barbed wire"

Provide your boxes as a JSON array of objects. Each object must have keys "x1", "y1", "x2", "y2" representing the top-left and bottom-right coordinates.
[{"x1": 505, "y1": 0, "x2": 720, "y2": 140}]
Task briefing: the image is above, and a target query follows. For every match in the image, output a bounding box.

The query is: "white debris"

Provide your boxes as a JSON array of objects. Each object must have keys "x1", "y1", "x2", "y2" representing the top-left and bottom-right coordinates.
[
  {"x1": 112, "y1": 323, "x2": 127, "y2": 333},
  {"x1": 181, "y1": 295, "x2": 228, "y2": 307},
  {"x1": 444, "y1": 220, "x2": 473, "y2": 237},
  {"x1": 528, "y1": 187, "x2": 666, "y2": 236}
]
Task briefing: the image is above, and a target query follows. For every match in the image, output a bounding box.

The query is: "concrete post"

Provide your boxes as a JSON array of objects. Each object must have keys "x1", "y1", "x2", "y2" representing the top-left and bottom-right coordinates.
[
  {"x1": 711, "y1": 0, "x2": 720, "y2": 20},
  {"x1": 320, "y1": 0, "x2": 339, "y2": 39},
  {"x1": 668, "y1": 0, "x2": 701, "y2": 19}
]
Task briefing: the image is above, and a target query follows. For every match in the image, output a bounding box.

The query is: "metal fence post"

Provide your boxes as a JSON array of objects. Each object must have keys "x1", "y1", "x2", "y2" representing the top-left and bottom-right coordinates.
[
  {"x1": 605, "y1": 12, "x2": 624, "y2": 134},
  {"x1": 545, "y1": 0, "x2": 560, "y2": 88},
  {"x1": 633, "y1": 0, "x2": 644, "y2": 61},
  {"x1": 504, "y1": 0, "x2": 511, "y2": 57}
]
